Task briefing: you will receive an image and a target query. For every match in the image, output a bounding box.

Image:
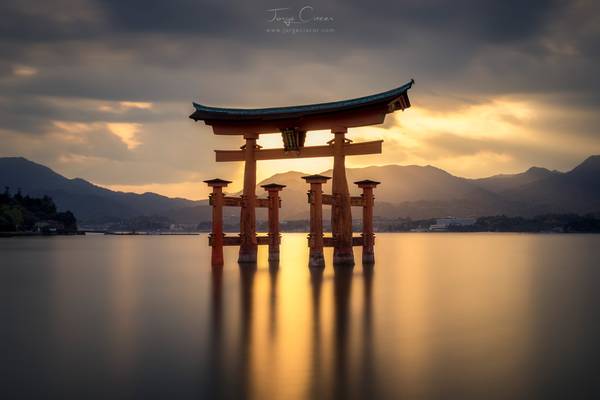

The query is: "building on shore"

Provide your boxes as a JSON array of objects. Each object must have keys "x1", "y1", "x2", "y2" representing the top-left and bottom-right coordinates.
[{"x1": 429, "y1": 217, "x2": 476, "y2": 232}]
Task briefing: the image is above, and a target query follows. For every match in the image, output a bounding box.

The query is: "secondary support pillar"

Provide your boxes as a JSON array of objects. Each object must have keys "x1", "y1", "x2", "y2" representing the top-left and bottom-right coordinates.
[
  {"x1": 303, "y1": 175, "x2": 330, "y2": 268},
  {"x1": 331, "y1": 128, "x2": 354, "y2": 266},
  {"x1": 261, "y1": 183, "x2": 286, "y2": 262},
  {"x1": 355, "y1": 180, "x2": 380, "y2": 264},
  {"x1": 204, "y1": 178, "x2": 231, "y2": 266},
  {"x1": 239, "y1": 133, "x2": 259, "y2": 263}
]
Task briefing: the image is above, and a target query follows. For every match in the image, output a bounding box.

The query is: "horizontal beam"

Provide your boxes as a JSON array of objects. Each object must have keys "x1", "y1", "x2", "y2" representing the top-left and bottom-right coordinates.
[
  {"x1": 322, "y1": 194, "x2": 334, "y2": 205},
  {"x1": 323, "y1": 236, "x2": 365, "y2": 247},
  {"x1": 351, "y1": 196, "x2": 364, "y2": 207},
  {"x1": 206, "y1": 235, "x2": 242, "y2": 246},
  {"x1": 216, "y1": 140, "x2": 383, "y2": 162},
  {"x1": 210, "y1": 235, "x2": 271, "y2": 246},
  {"x1": 315, "y1": 194, "x2": 364, "y2": 206},
  {"x1": 217, "y1": 235, "x2": 369, "y2": 247},
  {"x1": 223, "y1": 196, "x2": 241, "y2": 207},
  {"x1": 210, "y1": 196, "x2": 275, "y2": 208},
  {"x1": 222, "y1": 236, "x2": 241, "y2": 246}
]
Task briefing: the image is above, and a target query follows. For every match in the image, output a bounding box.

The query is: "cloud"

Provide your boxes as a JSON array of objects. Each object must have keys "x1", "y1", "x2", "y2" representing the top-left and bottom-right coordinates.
[
  {"x1": 12, "y1": 65, "x2": 38, "y2": 77},
  {"x1": 0, "y1": 0, "x2": 598, "y2": 198},
  {"x1": 106, "y1": 123, "x2": 141, "y2": 149},
  {"x1": 347, "y1": 95, "x2": 600, "y2": 177},
  {"x1": 118, "y1": 101, "x2": 152, "y2": 110}
]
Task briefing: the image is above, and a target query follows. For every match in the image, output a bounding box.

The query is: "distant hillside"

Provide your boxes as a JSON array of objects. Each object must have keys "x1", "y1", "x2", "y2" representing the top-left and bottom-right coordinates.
[
  {"x1": 258, "y1": 165, "x2": 525, "y2": 219},
  {"x1": 256, "y1": 159, "x2": 600, "y2": 219},
  {"x1": 2, "y1": 155, "x2": 599, "y2": 223},
  {"x1": 472, "y1": 167, "x2": 560, "y2": 193},
  {"x1": 0, "y1": 157, "x2": 207, "y2": 223},
  {"x1": 501, "y1": 156, "x2": 600, "y2": 213}
]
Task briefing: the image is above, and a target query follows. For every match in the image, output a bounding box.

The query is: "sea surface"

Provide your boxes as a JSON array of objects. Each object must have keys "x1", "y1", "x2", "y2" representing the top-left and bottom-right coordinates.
[{"x1": 2, "y1": 233, "x2": 600, "y2": 399}]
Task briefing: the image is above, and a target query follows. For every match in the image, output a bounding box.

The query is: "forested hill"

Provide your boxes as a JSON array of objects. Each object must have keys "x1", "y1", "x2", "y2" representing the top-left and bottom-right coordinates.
[{"x1": 0, "y1": 189, "x2": 77, "y2": 233}]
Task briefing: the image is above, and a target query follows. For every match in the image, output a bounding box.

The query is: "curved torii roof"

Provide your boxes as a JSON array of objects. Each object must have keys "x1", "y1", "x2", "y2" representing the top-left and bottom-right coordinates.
[
  {"x1": 190, "y1": 80, "x2": 414, "y2": 135},
  {"x1": 190, "y1": 80, "x2": 413, "y2": 122}
]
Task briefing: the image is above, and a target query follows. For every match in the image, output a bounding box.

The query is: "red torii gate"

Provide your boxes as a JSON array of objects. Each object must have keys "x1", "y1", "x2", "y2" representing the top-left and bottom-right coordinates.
[{"x1": 191, "y1": 80, "x2": 414, "y2": 266}]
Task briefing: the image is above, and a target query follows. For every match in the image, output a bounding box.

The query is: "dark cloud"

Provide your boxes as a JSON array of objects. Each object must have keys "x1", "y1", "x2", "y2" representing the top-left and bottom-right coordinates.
[
  {"x1": 1, "y1": 0, "x2": 597, "y2": 101},
  {"x1": 0, "y1": 0, "x2": 598, "y2": 193},
  {"x1": 341, "y1": 0, "x2": 562, "y2": 43},
  {"x1": 0, "y1": 95, "x2": 178, "y2": 135},
  {"x1": 102, "y1": 0, "x2": 242, "y2": 34},
  {"x1": 0, "y1": 0, "x2": 106, "y2": 42}
]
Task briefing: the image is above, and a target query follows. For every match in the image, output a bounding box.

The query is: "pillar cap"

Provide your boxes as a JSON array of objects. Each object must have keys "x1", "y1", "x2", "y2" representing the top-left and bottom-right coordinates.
[
  {"x1": 302, "y1": 174, "x2": 331, "y2": 184},
  {"x1": 354, "y1": 179, "x2": 380, "y2": 188},
  {"x1": 261, "y1": 183, "x2": 286, "y2": 191},
  {"x1": 204, "y1": 178, "x2": 232, "y2": 187}
]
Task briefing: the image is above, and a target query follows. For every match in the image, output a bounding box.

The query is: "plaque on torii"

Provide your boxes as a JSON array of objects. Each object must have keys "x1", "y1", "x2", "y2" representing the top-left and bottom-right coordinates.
[{"x1": 191, "y1": 80, "x2": 414, "y2": 266}]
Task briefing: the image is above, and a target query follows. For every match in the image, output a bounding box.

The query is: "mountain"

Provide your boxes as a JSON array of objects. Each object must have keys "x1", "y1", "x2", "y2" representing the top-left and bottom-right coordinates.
[
  {"x1": 472, "y1": 166, "x2": 560, "y2": 193},
  {"x1": 0, "y1": 157, "x2": 207, "y2": 223},
  {"x1": 500, "y1": 156, "x2": 600, "y2": 213},
  {"x1": 252, "y1": 171, "x2": 312, "y2": 220},
  {"x1": 255, "y1": 159, "x2": 600, "y2": 219},
  {"x1": 257, "y1": 165, "x2": 515, "y2": 219},
  {"x1": 2, "y1": 155, "x2": 599, "y2": 224}
]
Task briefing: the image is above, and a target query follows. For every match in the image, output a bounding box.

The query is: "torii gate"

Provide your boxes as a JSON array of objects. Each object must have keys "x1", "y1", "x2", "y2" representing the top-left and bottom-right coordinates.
[{"x1": 191, "y1": 80, "x2": 413, "y2": 266}]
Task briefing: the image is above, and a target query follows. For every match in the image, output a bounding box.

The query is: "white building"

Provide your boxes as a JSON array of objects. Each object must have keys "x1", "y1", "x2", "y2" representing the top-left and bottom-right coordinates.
[{"x1": 429, "y1": 217, "x2": 476, "y2": 231}]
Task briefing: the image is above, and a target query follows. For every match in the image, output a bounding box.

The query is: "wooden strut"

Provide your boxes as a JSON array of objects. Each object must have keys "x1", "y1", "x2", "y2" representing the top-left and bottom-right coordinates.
[
  {"x1": 322, "y1": 194, "x2": 364, "y2": 207},
  {"x1": 331, "y1": 128, "x2": 354, "y2": 265},
  {"x1": 303, "y1": 175, "x2": 330, "y2": 268},
  {"x1": 205, "y1": 175, "x2": 285, "y2": 266},
  {"x1": 303, "y1": 177, "x2": 381, "y2": 266},
  {"x1": 355, "y1": 180, "x2": 380, "y2": 264},
  {"x1": 204, "y1": 178, "x2": 231, "y2": 266},
  {"x1": 262, "y1": 183, "x2": 285, "y2": 262},
  {"x1": 207, "y1": 130, "x2": 382, "y2": 267},
  {"x1": 214, "y1": 196, "x2": 276, "y2": 208},
  {"x1": 238, "y1": 134, "x2": 258, "y2": 263}
]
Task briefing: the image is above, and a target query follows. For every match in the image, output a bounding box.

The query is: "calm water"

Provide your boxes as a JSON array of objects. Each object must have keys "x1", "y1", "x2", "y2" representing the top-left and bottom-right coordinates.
[{"x1": 2, "y1": 233, "x2": 600, "y2": 399}]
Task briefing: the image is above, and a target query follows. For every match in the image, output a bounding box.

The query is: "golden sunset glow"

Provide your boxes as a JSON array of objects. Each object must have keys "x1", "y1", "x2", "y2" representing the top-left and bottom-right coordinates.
[
  {"x1": 119, "y1": 101, "x2": 153, "y2": 110},
  {"x1": 12, "y1": 65, "x2": 38, "y2": 77},
  {"x1": 106, "y1": 181, "x2": 210, "y2": 199},
  {"x1": 106, "y1": 123, "x2": 142, "y2": 150},
  {"x1": 37, "y1": 92, "x2": 599, "y2": 201},
  {"x1": 210, "y1": 96, "x2": 593, "y2": 191}
]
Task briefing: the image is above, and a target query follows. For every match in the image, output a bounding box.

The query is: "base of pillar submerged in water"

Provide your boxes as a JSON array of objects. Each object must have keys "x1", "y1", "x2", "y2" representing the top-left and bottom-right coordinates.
[
  {"x1": 268, "y1": 251, "x2": 280, "y2": 262},
  {"x1": 309, "y1": 253, "x2": 325, "y2": 268},
  {"x1": 362, "y1": 253, "x2": 375, "y2": 264},
  {"x1": 237, "y1": 252, "x2": 257, "y2": 263},
  {"x1": 333, "y1": 250, "x2": 355, "y2": 266}
]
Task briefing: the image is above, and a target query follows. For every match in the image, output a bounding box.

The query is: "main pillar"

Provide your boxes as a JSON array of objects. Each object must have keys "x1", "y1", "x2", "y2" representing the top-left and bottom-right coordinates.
[
  {"x1": 204, "y1": 178, "x2": 231, "y2": 266},
  {"x1": 331, "y1": 128, "x2": 354, "y2": 266},
  {"x1": 303, "y1": 175, "x2": 330, "y2": 268},
  {"x1": 355, "y1": 180, "x2": 380, "y2": 264},
  {"x1": 238, "y1": 133, "x2": 258, "y2": 263},
  {"x1": 261, "y1": 183, "x2": 285, "y2": 262}
]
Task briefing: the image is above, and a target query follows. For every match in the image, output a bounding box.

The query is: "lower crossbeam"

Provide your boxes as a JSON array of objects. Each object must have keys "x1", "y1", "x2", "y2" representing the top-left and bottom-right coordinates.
[
  {"x1": 209, "y1": 235, "x2": 272, "y2": 246},
  {"x1": 322, "y1": 236, "x2": 366, "y2": 247}
]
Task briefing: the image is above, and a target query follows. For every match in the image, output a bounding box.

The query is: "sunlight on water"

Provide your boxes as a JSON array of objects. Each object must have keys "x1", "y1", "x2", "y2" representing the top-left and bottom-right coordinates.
[{"x1": 2, "y1": 233, "x2": 600, "y2": 399}]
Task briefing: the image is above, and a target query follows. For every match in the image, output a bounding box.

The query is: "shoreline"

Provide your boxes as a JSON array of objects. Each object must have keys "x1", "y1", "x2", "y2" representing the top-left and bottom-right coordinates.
[{"x1": 2, "y1": 231, "x2": 600, "y2": 238}]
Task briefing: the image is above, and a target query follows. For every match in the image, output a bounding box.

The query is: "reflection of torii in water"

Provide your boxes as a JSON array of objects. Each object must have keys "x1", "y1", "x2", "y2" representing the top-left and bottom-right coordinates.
[{"x1": 191, "y1": 80, "x2": 414, "y2": 266}]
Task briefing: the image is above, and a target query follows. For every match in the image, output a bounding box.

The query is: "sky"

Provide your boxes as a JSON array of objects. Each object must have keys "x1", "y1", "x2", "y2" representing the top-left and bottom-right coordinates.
[{"x1": 1, "y1": 0, "x2": 599, "y2": 199}]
